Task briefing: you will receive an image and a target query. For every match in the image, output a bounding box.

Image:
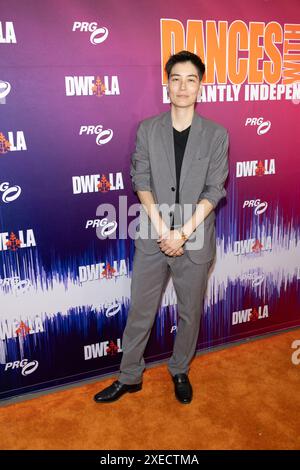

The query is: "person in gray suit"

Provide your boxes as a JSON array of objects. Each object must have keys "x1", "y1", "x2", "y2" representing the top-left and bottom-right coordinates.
[{"x1": 94, "y1": 50, "x2": 229, "y2": 404}]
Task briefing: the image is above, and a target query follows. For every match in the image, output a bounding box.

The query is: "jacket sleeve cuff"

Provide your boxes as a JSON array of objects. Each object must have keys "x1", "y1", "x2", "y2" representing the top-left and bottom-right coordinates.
[
  {"x1": 130, "y1": 122, "x2": 151, "y2": 192},
  {"x1": 198, "y1": 185, "x2": 227, "y2": 209},
  {"x1": 198, "y1": 130, "x2": 229, "y2": 209}
]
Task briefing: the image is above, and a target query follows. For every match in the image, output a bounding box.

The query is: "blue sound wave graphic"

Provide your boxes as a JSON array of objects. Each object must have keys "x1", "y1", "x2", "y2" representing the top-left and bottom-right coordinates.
[{"x1": 1, "y1": 198, "x2": 299, "y2": 398}]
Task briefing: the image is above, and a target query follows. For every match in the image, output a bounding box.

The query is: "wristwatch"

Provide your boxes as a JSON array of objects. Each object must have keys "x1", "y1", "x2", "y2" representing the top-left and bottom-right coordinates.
[{"x1": 179, "y1": 229, "x2": 188, "y2": 241}]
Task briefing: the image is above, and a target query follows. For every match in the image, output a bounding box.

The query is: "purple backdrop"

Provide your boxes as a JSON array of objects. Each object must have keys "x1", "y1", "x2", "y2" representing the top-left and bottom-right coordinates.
[{"x1": 0, "y1": 0, "x2": 299, "y2": 400}]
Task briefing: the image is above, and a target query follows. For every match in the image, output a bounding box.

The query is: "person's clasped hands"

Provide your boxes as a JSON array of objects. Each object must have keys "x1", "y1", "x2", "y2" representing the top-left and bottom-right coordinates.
[{"x1": 157, "y1": 229, "x2": 185, "y2": 257}]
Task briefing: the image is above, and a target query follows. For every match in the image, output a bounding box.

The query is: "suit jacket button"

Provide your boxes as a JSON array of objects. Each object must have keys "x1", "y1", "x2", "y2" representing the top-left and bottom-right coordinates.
[{"x1": 171, "y1": 187, "x2": 176, "y2": 191}]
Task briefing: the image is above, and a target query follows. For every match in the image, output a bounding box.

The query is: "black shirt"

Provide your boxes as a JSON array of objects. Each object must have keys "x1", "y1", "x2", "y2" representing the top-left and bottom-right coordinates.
[{"x1": 170, "y1": 125, "x2": 191, "y2": 229}]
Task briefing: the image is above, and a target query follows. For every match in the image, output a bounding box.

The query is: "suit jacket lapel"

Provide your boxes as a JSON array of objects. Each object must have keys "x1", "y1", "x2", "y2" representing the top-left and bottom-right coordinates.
[
  {"x1": 179, "y1": 111, "x2": 203, "y2": 191},
  {"x1": 161, "y1": 111, "x2": 176, "y2": 185}
]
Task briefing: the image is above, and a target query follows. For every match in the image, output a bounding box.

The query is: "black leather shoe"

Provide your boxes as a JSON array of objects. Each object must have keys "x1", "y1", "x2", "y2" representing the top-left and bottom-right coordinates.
[
  {"x1": 94, "y1": 380, "x2": 142, "y2": 403},
  {"x1": 172, "y1": 373, "x2": 193, "y2": 404}
]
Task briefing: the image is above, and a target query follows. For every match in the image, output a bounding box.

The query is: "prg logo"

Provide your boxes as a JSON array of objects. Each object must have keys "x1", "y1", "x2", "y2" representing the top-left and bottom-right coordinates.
[
  {"x1": 0, "y1": 276, "x2": 32, "y2": 294},
  {"x1": 85, "y1": 217, "x2": 118, "y2": 239},
  {"x1": 291, "y1": 340, "x2": 300, "y2": 365},
  {"x1": 0, "y1": 181, "x2": 21, "y2": 203},
  {"x1": 79, "y1": 125, "x2": 113, "y2": 146},
  {"x1": 105, "y1": 302, "x2": 121, "y2": 318},
  {"x1": 245, "y1": 117, "x2": 271, "y2": 135},
  {"x1": 91, "y1": 302, "x2": 122, "y2": 318},
  {"x1": 241, "y1": 272, "x2": 265, "y2": 287},
  {"x1": 72, "y1": 21, "x2": 108, "y2": 45},
  {"x1": 4, "y1": 359, "x2": 39, "y2": 376},
  {"x1": 243, "y1": 199, "x2": 268, "y2": 215},
  {"x1": 0, "y1": 80, "x2": 11, "y2": 104}
]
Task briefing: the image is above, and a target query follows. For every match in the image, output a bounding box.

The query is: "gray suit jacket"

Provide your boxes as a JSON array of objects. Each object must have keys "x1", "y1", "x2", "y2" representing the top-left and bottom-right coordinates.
[{"x1": 130, "y1": 109, "x2": 229, "y2": 264}]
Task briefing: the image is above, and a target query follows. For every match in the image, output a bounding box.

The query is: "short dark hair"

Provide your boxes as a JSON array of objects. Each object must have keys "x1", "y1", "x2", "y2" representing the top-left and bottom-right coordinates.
[{"x1": 165, "y1": 50, "x2": 205, "y2": 81}]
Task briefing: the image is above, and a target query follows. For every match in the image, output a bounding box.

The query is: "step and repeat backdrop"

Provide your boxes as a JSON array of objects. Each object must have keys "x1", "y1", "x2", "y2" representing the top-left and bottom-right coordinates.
[{"x1": 1, "y1": 0, "x2": 300, "y2": 400}]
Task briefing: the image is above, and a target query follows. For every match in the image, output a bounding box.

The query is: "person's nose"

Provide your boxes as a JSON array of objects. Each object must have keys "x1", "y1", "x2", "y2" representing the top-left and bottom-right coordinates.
[{"x1": 180, "y1": 79, "x2": 186, "y2": 90}]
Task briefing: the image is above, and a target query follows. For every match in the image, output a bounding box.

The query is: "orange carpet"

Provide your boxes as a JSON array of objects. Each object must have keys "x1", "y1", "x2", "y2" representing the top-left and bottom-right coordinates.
[{"x1": 1, "y1": 328, "x2": 300, "y2": 450}]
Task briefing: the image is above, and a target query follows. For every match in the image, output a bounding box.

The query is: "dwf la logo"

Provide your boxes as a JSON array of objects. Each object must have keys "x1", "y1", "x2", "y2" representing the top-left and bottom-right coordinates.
[
  {"x1": 4, "y1": 359, "x2": 39, "y2": 376},
  {"x1": 72, "y1": 172, "x2": 124, "y2": 194},
  {"x1": 84, "y1": 339, "x2": 122, "y2": 360},
  {"x1": 65, "y1": 75, "x2": 120, "y2": 96},
  {"x1": 0, "y1": 80, "x2": 11, "y2": 104},
  {"x1": 72, "y1": 22, "x2": 108, "y2": 45},
  {"x1": 236, "y1": 159, "x2": 275, "y2": 177},
  {"x1": 0, "y1": 230, "x2": 36, "y2": 252},
  {"x1": 234, "y1": 236, "x2": 272, "y2": 255},
  {"x1": 245, "y1": 117, "x2": 271, "y2": 135},
  {"x1": 0, "y1": 131, "x2": 27, "y2": 153},
  {"x1": 79, "y1": 125, "x2": 113, "y2": 146},
  {"x1": 232, "y1": 305, "x2": 269, "y2": 325},
  {"x1": 0, "y1": 182, "x2": 21, "y2": 203},
  {"x1": 0, "y1": 21, "x2": 16, "y2": 43},
  {"x1": 79, "y1": 259, "x2": 128, "y2": 282},
  {"x1": 0, "y1": 317, "x2": 44, "y2": 340}
]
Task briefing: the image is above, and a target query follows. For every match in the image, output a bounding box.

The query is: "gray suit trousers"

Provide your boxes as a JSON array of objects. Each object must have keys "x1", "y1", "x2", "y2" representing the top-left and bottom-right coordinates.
[{"x1": 118, "y1": 247, "x2": 213, "y2": 384}]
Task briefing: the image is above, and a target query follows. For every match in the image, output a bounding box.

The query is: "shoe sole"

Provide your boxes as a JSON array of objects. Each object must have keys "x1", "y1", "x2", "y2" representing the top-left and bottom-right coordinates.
[{"x1": 175, "y1": 396, "x2": 192, "y2": 404}]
